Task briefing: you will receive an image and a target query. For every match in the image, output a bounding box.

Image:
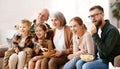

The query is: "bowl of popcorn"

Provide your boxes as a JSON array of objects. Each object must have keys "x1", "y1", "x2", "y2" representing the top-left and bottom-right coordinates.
[
  {"x1": 42, "y1": 50, "x2": 56, "y2": 58},
  {"x1": 80, "y1": 54, "x2": 94, "y2": 62}
]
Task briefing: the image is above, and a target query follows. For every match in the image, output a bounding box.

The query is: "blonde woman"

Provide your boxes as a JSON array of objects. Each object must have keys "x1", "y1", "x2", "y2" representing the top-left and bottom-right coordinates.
[{"x1": 63, "y1": 17, "x2": 95, "y2": 69}]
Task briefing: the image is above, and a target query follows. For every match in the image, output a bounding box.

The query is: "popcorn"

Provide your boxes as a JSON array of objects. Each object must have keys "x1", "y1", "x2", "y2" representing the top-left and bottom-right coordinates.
[{"x1": 80, "y1": 54, "x2": 94, "y2": 62}]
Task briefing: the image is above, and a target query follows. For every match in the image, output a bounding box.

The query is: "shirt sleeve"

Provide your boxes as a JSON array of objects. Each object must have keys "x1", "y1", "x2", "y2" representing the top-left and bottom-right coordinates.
[
  {"x1": 73, "y1": 35, "x2": 79, "y2": 53},
  {"x1": 85, "y1": 33, "x2": 95, "y2": 55}
]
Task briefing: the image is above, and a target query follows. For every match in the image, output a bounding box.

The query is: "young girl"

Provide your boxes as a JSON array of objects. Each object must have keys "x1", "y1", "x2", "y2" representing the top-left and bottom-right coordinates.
[
  {"x1": 63, "y1": 17, "x2": 95, "y2": 69},
  {"x1": 3, "y1": 19, "x2": 33, "y2": 69},
  {"x1": 28, "y1": 24, "x2": 54, "y2": 69}
]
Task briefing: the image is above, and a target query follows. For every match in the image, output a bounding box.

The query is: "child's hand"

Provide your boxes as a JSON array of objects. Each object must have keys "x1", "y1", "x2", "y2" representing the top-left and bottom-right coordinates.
[
  {"x1": 15, "y1": 48, "x2": 19, "y2": 54},
  {"x1": 32, "y1": 56, "x2": 43, "y2": 61},
  {"x1": 35, "y1": 48, "x2": 39, "y2": 55},
  {"x1": 41, "y1": 48, "x2": 48, "y2": 52}
]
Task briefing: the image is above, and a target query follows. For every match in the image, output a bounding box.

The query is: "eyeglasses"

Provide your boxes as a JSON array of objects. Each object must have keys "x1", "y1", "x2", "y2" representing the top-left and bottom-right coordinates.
[{"x1": 88, "y1": 13, "x2": 102, "y2": 19}]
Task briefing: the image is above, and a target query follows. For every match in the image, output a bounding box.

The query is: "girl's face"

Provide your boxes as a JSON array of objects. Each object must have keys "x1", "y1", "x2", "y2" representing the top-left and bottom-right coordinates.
[
  {"x1": 51, "y1": 17, "x2": 61, "y2": 28},
  {"x1": 35, "y1": 27, "x2": 46, "y2": 39},
  {"x1": 69, "y1": 20, "x2": 82, "y2": 35},
  {"x1": 19, "y1": 23, "x2": 30, "y2": 35}
]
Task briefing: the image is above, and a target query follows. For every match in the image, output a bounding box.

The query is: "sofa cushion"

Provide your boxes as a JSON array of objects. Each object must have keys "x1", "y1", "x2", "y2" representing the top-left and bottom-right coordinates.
[
  {"x1": 0, "y1": 57, "x2": 3, "y2": 69},
  {"x1": 0, "y1": 48, "x2": 8, "y2": 57}
]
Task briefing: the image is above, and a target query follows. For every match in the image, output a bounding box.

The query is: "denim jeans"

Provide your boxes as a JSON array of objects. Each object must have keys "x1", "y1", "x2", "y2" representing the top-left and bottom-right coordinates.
[
  {"x1": 63, "y1": 56, "x2": 80, "y2": 69},
  {"x1": 77, "y1": 58, "x2": 108, "y2": 69},
  {"x1": 76, "y1": 59, "x2": 86, "y2": 69}
]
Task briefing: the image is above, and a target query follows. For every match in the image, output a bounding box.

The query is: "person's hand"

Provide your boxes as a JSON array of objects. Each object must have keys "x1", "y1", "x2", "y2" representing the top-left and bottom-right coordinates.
[
  {"x1": 15, "y1": 48, "x2": 19, "y2": 54},
  {"x1": 51, "y1": 50, "x2": 62, "y2": 57},
  {"x1": 67, "y1": 54, "x2": 75, "y2": 60},
  {"x1": 32, "y1": 56, "x2": 43, "y2": 61},
  {"x1": 73, "y1": 50, "x2": 87, "y2": 56},
  {"x1": 90, "y1": 24, "x2": 97, "y2": 35},
  {"x1": 41, "y1": 48, "x2": 48, "y2": 52},
  {"x1": 77, "y1": 50, "x2": 87, "y2": 55},
  {"x1": 35, "y1": 48, "x2": 39, "y2": 55}
]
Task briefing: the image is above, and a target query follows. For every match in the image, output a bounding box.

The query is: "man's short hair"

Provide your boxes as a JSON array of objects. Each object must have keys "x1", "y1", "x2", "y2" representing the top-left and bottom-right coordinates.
[{"x1": 89, "y1": 5, "x2": 104, "y2": 13}]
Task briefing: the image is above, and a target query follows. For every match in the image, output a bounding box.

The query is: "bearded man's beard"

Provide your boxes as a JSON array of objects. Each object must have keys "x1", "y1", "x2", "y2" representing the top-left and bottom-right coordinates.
[{"x1": 96, "y1": 20, "x2": 102, "y2": 28}]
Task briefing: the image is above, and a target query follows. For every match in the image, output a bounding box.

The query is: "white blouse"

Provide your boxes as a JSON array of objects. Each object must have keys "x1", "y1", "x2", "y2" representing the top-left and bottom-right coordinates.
[
  {"x1": 53, "y1": 27, "x2": 66, "y2": 51},
  {"x1": 18, "y1": 36, "x2": 27, "y2": 48}
]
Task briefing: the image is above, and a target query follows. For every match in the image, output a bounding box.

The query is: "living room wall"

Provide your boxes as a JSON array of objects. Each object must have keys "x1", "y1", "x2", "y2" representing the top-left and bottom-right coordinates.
[{"x1": 0, "y1": 0, "x2": 111, "y2": 46}]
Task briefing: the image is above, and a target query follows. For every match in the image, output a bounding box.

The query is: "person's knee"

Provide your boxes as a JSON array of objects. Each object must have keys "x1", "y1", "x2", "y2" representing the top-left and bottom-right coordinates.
[
  {"x1": 49, "y1": 58, "x2": 56, "y2": 66},
  {"x1": 18, "y1": 51, "x2": 26, "y2": 58},
  {"x1": 76, "y1": 60, "x2": 81, "y2": 66},
  {"x1": 76, "y1": 61, "x2": 81, "y2": 68},
  {"x1": 24, "y1": 48, "x2": 33, "y2": 54},
  {"x1": 76, "y1": 60, "x2": 85, "y2": 69},
  {"x1": 42, "y1": 58, "x2": 48, "y2": 64},
  {"x1": 82, "y1": 63, "x2": 92, "y2": 69},
  {"x1": 63, "y1": 60, "x2": 74, "y2": 69},
  {"x1": 28, "y1": 60, "x2": 34, "y2": 66},
  {"x1": 63, "y1": 63, "x2": 69, "y2": 69},
  {"x1": 114, "y1": 55, "x2": 120, "y2": 67},
  {"x1": 36, "y1": 60, "x2": 42, "y2": 65},
  {"x1": 9, "y1": 53, "x2": 18, "y2": 63}
]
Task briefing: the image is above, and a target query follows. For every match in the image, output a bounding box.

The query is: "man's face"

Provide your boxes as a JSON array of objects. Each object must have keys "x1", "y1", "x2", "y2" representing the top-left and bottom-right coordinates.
[
  {"x1": 89, "y1": 9, "x2": 104, "y2": 27},
  {"x1": 37, "y1": 10, "x2": 49, "y2": 23}
]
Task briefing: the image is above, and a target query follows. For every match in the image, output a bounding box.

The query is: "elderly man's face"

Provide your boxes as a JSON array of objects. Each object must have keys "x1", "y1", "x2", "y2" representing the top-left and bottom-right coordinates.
[{"x1": 37, "y1": 9, "x2": 49, "y2": 23}]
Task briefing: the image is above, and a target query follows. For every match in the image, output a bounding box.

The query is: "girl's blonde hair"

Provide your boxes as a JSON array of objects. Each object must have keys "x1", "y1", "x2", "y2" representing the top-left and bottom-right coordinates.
[{"x1": 21, "y1": 19, "x2": 31, "y2": 27}]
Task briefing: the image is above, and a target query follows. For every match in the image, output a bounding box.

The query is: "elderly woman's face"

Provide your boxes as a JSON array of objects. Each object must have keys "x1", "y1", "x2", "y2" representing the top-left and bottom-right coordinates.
[{"x1": 51, "y1": 17, "x2": 61, "y2": 28}]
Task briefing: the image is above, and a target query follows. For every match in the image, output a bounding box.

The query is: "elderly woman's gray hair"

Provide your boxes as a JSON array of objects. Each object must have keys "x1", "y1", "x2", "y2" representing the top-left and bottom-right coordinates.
[{"x1": 51, "y1": 11, "x2": 66, "y2": 26}]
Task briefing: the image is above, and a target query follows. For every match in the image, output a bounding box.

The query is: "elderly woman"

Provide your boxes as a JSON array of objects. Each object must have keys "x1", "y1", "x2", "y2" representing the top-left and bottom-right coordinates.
[
  {"x1": 49, "y1": 11, "x2": 73, "y2": 69},
  {"x1": 41, "y1": 11, "x2": 73, "y2": 69}
]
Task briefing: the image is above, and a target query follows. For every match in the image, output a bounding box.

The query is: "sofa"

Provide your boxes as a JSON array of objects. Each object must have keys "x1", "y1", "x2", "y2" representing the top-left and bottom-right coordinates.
[
  {"x1": 0, "y1": 46, "x2": 63, "y2": 69},
  {"x1": 0, "y1": 47, "x2": 8, "y2": 69}
]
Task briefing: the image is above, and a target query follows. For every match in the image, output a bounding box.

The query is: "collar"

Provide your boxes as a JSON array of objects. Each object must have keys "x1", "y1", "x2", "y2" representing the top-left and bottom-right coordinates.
[{"x1": 101, "y1": 19, "x2": 110, "y2": 31}]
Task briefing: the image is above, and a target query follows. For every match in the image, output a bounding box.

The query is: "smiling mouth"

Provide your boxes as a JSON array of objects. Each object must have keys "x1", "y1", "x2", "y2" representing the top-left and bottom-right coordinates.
[
  {"x1": 53, "y1": 23, "x2": 56, "y2": 26},
  {"x1": 72, "y1": 30, "x2": 77, "y2": 34}
]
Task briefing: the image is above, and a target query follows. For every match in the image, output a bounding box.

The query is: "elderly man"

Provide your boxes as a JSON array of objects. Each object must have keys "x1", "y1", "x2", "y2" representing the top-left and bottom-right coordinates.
[{"x1": 31, "y1": 8, "x2": 51, "y2": 33}]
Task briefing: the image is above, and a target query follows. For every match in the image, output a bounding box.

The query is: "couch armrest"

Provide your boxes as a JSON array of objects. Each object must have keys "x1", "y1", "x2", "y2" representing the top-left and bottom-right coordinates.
[{"x1": 0, "y1": 48, "x2": 8, "y2": 57}]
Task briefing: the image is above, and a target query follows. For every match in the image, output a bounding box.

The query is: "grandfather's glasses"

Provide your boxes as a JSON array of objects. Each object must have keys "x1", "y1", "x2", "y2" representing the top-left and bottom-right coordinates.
[{"x1": 88, "y1": 13, "x2": 102, "y2": 19}]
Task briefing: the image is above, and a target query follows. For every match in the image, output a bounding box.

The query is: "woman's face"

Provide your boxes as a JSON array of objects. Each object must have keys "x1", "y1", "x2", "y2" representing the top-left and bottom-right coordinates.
[
  {"x1": 35, "y1": 27, "x2": 46, "y2": 39},
  {"x1": 51, "y1": 17, "x2": 61, "y2": 28},
  {"x1": 19, "y1": 23, "x2": 30, "y2": 35},
  {"x1": 69, "y1": 20, "x2": 82, "y2": 35}
]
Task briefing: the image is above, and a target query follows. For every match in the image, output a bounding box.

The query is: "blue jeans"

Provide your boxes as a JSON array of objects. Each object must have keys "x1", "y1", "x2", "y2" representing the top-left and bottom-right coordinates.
[
  {"x1": 63, "y1": 57, "x2": 80, "y2": 69},
  {"x1": 77, "y1": 58, "x2": 108, "y2": 69},
  {"x1": 76, "y1": 60, "x2": 86, "y2": 69}
]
